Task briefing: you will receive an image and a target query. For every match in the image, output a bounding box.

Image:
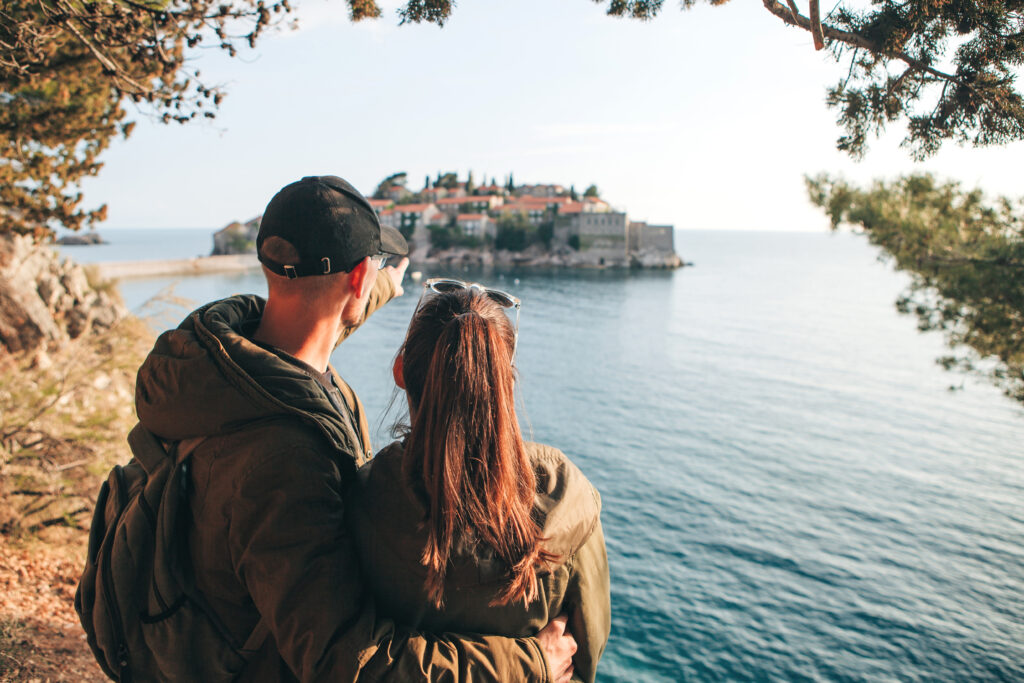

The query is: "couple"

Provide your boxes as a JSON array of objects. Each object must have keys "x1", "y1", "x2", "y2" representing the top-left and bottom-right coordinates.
[{"x1": 133, "y1": 176, "x2": 610, "y2": 682}]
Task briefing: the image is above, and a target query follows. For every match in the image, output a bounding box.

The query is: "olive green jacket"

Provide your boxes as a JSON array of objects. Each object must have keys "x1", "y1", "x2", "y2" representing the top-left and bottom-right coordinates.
[
  {"x1": 134, "y1": 275, "x2": 549, "y2": 682},
  {"x1": 348, "y1": 441, "x2": 611, "y2": 683}
]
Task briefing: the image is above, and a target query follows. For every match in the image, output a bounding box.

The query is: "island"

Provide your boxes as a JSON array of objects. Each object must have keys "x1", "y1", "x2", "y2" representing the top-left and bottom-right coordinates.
[
  {"x1": 55, "y1": 232, "x2": 106, "y2": 246},
  {"x1": 212, "y1": 172, "x2": 683, "y2": 269}
]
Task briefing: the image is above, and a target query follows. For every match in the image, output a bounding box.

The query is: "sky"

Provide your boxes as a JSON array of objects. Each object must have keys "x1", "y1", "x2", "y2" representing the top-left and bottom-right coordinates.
[{"x1": 79, "y1": 0, "x2": 1024, "y2": 233}]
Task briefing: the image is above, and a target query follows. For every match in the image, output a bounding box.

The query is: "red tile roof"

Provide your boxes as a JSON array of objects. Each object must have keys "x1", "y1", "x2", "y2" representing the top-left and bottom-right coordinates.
[{"x1": 519, "y1": 196, "x2": 569, "y2": 205}]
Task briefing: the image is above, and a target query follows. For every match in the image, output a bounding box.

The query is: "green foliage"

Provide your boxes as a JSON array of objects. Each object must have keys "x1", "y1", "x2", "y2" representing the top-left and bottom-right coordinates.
[
  {"x1": 495, "y1": 212, "x2": 538, "y2": 252},
  {"x1": 537, "y1": 221, "x2": 554, "y2": 248},
  {"x1": 807, "y1": 173, "x2": 1024, "y2": 404},
  {"x1": 818, "y1": 1, "x2": 1024, "y2": 159},
  {"x1": 584, "y1": 184, "x2": 600, "y2": 198},
  {"x1": 373, "y1": 172, "x2": 408, "y2": 198},
  {"x1": 226, "y1": 231, "x2": 255, "y2": 254},
  {"x1": 568, "y1": 234, "x2": 581, "y2": 250},
  {"x1": 1, "y1": 0, "x2": 296, "y2": 238},
  {"x1": 428, "y1": 223, "x2": 481, "y2": 249},
  {"x1": 435, "y1": 172, "x2": 458, "y2": 189}
]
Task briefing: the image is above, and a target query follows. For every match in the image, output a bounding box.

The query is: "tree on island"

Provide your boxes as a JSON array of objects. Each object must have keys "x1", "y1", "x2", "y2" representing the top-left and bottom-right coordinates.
[
  {"x1": 808, "y1": 174, "x2": 1024, "y2": 405},
  {"x1": 584, "y1": 184, "x2": 600, "y2": 199},
  {"x1": 495, "y1": 212, "x2": 536, "y2": 252},
  {"x1": 435, "y1": 172, "x2": 458, "y2": 190},
  {"x1": 373, "y1": 172, "x2": 408, "y2": 198}
]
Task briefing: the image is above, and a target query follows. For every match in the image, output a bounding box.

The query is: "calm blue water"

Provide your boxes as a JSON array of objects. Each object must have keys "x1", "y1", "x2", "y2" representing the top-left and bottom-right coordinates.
[
  {"x1": 54, "y1": 227, "x2": 214, "y2": 263},
  {"x1": 56, "y1": 230, "x2": 1024, "y2": 681}
]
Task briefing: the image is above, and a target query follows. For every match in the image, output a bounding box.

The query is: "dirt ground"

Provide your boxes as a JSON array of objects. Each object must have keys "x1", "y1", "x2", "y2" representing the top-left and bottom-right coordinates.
[{"x1": 0, "y1": 532, "x2": 106, "y2": 682}]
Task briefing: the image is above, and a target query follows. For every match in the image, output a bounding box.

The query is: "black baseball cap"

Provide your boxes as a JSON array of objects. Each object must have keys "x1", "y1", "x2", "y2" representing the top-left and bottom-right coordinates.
[{"x1": 257, "y1": 175, "x2": 408, "y2": 278}]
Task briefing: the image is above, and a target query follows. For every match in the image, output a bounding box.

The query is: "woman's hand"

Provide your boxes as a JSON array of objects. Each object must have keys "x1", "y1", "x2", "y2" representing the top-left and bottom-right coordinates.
[{"x1": 536, "y1": 614, "x2": 577, "y2": 683}]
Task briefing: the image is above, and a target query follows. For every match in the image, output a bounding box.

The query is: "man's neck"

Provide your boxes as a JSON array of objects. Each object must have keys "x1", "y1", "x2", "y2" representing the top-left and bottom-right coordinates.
[{"x1": 253, "y1": 297, "x2": 343, "y2": 373}]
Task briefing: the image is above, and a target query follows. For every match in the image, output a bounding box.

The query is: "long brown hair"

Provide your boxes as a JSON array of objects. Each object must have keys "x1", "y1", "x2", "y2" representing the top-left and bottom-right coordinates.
[{"x1": 401, "y1": 288, "x2": 557, "y2": 607}]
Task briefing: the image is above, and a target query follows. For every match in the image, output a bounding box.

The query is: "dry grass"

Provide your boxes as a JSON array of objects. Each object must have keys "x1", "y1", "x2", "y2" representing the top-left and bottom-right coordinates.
[
  {"x1": 0, "y1": 316, "x2": 152, "y2": 537},
  {"x1": 0, "y1": 314, "x2": 154, "y2": 681}
]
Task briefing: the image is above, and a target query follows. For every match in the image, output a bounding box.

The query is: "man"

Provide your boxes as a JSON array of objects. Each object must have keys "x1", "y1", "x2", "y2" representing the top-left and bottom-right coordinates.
[{"x1": 134, "y1": 176, "x2": 577, "y2": 681}]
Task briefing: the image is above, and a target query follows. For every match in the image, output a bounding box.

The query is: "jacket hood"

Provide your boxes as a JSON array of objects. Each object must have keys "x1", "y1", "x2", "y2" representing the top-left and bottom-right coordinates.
[
  {"x1": 527, "y1": 442, "x2": 602, "y2": 562},
  {"x1": 135, "y1": 294, "x2": 361, "y2": 456}
]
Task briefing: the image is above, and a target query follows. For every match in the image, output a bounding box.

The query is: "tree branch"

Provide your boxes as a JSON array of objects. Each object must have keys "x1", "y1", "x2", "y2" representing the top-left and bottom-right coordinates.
[
  {"x1": 808, "y1": 0, "x2": 825, "y2": 50},
  {"x1": 785, "y1": 0, "x2": 799, "y2": 24},
  {"x1": 761, "y1": 0, "x2": 962, "y2": 84}
]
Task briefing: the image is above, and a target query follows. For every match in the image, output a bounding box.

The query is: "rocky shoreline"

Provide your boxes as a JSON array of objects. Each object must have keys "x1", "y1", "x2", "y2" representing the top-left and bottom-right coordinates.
[
  {"x1": 86, "y1": 247, "x2": 686, "y2": 282},
  {"x1": 417, "y1": 244, "x2": 685, "y2": 269}
]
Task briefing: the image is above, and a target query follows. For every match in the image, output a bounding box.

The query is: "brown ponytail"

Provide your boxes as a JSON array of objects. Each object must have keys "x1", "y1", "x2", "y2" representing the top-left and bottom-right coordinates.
[{"x1": 401, "y1": 288, "x2": 558, "y2": 607}]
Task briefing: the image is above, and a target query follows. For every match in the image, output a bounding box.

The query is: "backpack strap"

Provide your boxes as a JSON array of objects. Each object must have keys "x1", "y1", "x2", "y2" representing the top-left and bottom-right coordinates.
[{"x1": 166, "y1": 433, "x2": 272, "y2": 659}]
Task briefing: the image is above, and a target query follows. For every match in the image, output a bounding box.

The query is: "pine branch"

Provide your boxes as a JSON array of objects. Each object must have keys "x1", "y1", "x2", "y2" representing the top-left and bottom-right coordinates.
[
  {"x1": 761, "y1": 0, "x2": 962, "y2": 84},
  {"x1": 785, "y1": 0, "x2": 799, "y2": 24},
  {"x1": 808, "y1": 0, "x2": 824, "y2": 50}
]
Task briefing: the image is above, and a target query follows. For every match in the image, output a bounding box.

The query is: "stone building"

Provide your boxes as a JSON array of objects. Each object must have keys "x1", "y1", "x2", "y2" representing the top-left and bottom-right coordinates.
[
  {"x1": 627, "y1": 221, "x2": 675, "y2": 253},
  {"x1": 380, "y1": 203, "x2": 442, "y2": 257},
  {"x1": 456, "y1": 213, "x2": 495, "y2": 239},
  {"x1": 554, "y1": 211, "x2": 630, "y2": 266}
]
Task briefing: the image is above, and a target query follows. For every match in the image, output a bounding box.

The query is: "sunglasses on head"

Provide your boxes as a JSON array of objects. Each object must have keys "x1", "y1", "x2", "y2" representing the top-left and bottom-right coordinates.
[
  {"x1": 423, "y1": 278, "x2": 521, "y2": 309},
  {"x1": 419, "y1": 278, "x2": 522, "y2": 358}
]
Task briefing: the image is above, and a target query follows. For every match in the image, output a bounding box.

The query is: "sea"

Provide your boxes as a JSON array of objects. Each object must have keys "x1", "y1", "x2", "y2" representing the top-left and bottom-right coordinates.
[{"x1": 56, "y1": 228, "x2": 1024, "y2": 682}]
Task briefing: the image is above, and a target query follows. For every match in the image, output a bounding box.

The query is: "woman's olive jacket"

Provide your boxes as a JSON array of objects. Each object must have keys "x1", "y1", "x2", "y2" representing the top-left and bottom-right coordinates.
[{"x1": 349, "y1": 441, "x2": 611, "y2": 683}]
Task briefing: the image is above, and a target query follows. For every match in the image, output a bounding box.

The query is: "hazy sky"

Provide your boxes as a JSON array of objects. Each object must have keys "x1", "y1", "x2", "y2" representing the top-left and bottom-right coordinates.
[{"x1": 80, "y1": 0, "x2": 1024, "y2": 233}]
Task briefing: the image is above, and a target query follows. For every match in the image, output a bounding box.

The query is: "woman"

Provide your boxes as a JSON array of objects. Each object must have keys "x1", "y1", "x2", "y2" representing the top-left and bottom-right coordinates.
[{"x1": 348, "y1": 279, "x2": 611, "y2": 683}]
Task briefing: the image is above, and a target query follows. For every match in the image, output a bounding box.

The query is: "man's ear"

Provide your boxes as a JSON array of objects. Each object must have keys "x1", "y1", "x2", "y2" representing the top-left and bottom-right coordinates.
[
  {"x1": 347, "y1": 257, "x2": 374, "y2": 299},
  {"x1": 392, "y1": 353, "x2": 405, "y2": 389}
]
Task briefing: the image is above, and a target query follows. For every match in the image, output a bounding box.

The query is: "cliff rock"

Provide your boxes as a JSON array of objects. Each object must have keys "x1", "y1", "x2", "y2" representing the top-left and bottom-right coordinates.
[
  {"x1": 211, "y1": 217, "x2": 260, "y2": 255},
  {"x1": 0, "y1": 233, "x2": 127, "y2": 356}
]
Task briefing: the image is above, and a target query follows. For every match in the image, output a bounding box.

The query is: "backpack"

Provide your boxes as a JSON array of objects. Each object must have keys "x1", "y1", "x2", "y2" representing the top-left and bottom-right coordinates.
[{"x1": 75, "y1": 423, "x2": 267, "y2": 682}]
